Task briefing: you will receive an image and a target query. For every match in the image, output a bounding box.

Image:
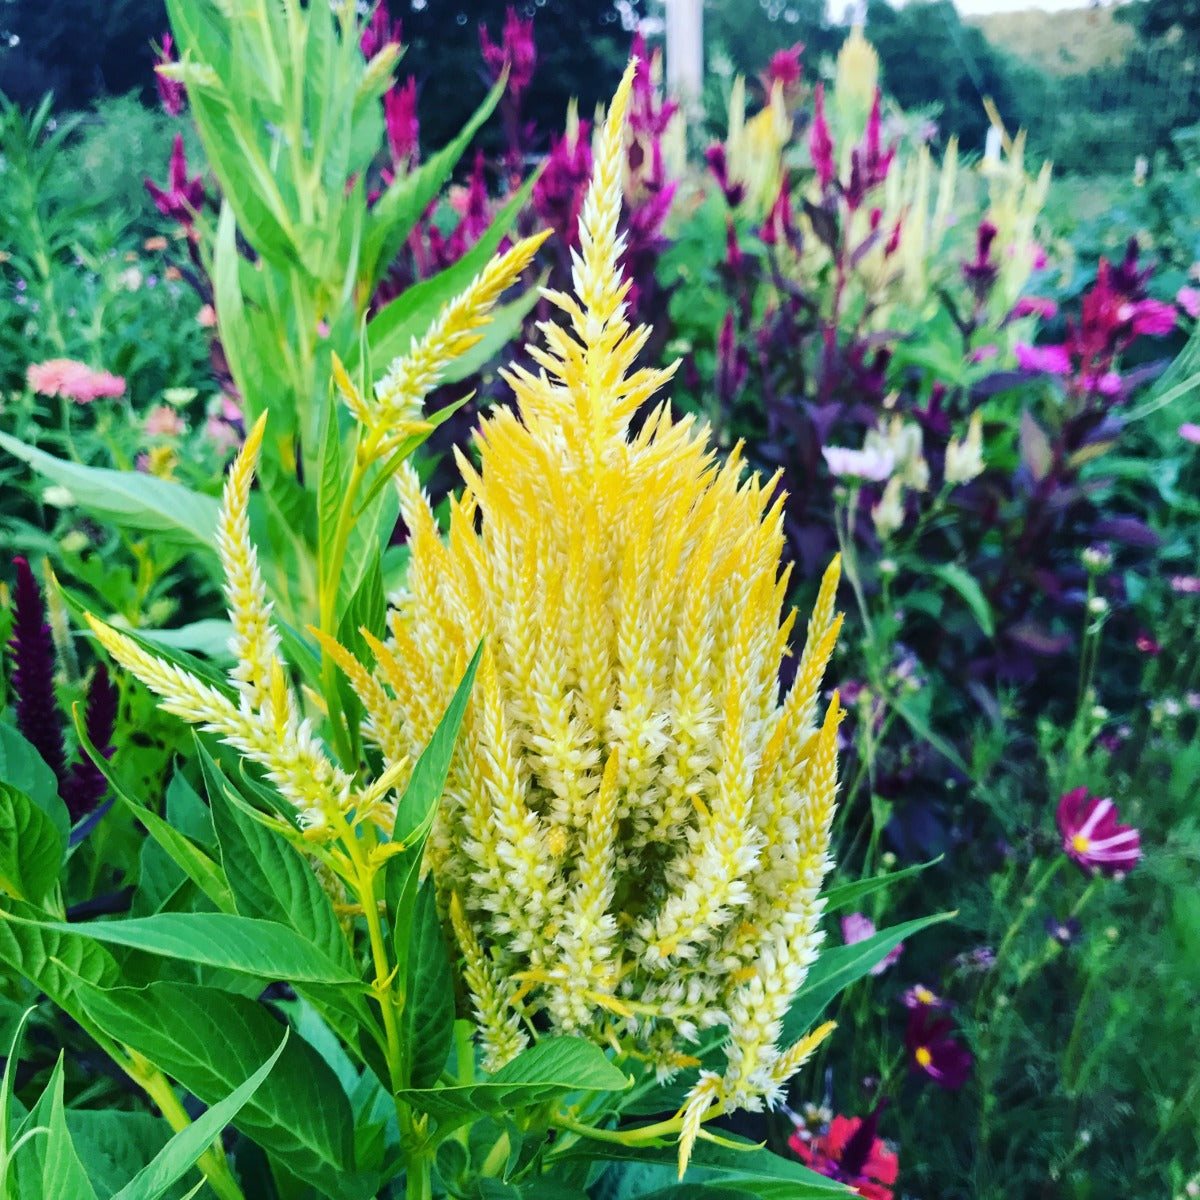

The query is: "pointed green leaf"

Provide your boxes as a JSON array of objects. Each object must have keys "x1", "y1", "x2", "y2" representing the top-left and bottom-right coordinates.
[
  {"x1": 0, "y1": 433, "x2": 220, "y2": 552},
  {"x1": 929, "y1": 563, "x2": 994, "y2": 638},
  {"x1": 83, "y1": 984, "x2": 372, "y2": 1198},
  {"x1": 0, "y1": 723, "x2": 68, "y2": 843},
  {"x1": 16, "y1": 1056, "x2": 100, "y2": 1200},
  {"x1": 823, "y1": 858, "x2": 941, "y2": 914},
  {"x1": 109, "y1": 1032, "x2": 289, "y2": 1200},
  {"x1": 37, "y1": 913, "x2": 364, "y2": 988},
  {"x1": 403, "y1": 881, "x2": 454, "y2": 1090}
]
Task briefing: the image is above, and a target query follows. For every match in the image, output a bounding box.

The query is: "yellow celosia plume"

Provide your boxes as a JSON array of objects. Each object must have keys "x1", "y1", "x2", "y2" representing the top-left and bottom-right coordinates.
[{"x1": 337, "y1": 59, "x2": 845, "y2": 1167}]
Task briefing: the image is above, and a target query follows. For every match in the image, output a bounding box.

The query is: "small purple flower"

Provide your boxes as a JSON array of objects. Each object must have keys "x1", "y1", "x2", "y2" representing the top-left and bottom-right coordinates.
[
  {"x1": 841, "y1": 914, "x2": 904, "y2": 975},
  {"x1": 1170, "y1": 574, "x2": 1200, "y2": 593},
  {"x1": 905, "y1": 1010, "x2": 972, "y2": 1089},
  {"x1": 901, "y1": 983, "x2": 952, "y2": 1010},
  {"x1": 1044, "y1": 915, "x2": 1082, "y2": 947},
  {"x1": 1056, "y1": 787, "x2": 1141, "y2": 877}
]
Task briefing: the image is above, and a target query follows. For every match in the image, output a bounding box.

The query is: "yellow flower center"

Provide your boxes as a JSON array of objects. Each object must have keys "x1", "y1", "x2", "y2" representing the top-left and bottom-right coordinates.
[
  {"x1": 915, "y1": 985, "x2": 934, "y2": 1005},
  {"x1": 915, "y1": 1046, "x2": 933, "y2": 1068},
  {"x1": 1071, "y1": 834, "x2": 1091, "y2": 854}
]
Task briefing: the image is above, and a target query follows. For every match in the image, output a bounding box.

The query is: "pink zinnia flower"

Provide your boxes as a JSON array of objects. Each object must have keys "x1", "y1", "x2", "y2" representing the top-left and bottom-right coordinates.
[
  {"x1": 1014, "y1": 342, "x2": 1072, "y2": 375},
  {"x1": 1056, "y1": 787, "x2": 1140, "y2": 876},
  {"x1": 27, "y1": 359, "x2": 125, "y2": 403},
  {"x1": 841, "y1": 914, "x2": 903, "y2": 975},
  {"x1": 144, "y1": 405, "x2": 186, "y2": 437},
  {"x1": 1179, "y1": 423, "x2": 1200, "y2": 445}
]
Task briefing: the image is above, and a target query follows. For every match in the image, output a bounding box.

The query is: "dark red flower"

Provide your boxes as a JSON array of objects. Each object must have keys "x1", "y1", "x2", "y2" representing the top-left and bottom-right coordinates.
[
  {"x1": 789, "y1": 1106, "x2": 898, "y2": 1200},
  {"x1": 762, "y1": 42, "x2": 804, "y2": 98},
  {"x1": 1056, "y1": 787, "x2": 1140, "y2": 876},
  {"x1": 145, "y1": 134, "x2": 205, "y2": 226},
  {"x1": 905, "y1": 1009, "x2": 973, "y2": 1089},
  {"x1": 9, "y1": 557, "x2": 67, "y2": 786},
  {"x1": 1135, "y1": 630, "x2": 1161, "y2": 656}
]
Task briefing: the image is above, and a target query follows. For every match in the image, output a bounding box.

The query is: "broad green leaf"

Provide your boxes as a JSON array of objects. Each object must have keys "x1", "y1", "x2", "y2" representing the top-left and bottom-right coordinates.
[
  {"x1": 362, "y1": 174, "x2": 538, "y2": 370},
  {"x1": 822, "y1": 857, "x2": 940, "y2": 914},
  {"x1": 136, "y1": 620, "x2": 236, "y2": 663},
  {"x1": 0, "y1": 899, "x2": 120, "y2": 1023},
  {"x1": 780, "y1": 911, "x2": 956, "y2": 1046},
  {"x1": 363, "y1": 78, "x2": 505, "y2": 283},
  {"x1": 0, "y1": 783, "x2": 63, "y2": 905},
  {"x1": 208, "y1": 770, "x2": 349, "y2": 969},
  {"x1": 109, "y1": 1032, "x2": 288, "y2": 1200},
  {"x1": 929, "y1": 563, "x2": 994, "y2": 638},
  {"x1": 83, "y1": 984, "x2": 372, "y2": 1198},
  {"x1": 73, "y1": 710, "x2": 234, "y2": 914},
  {"x1": 0, "y1": 722, "x2": 68, "y2": 843},
  {"x1": 0, "y1": 433, "x2": 219, "y2": 553},
  {"x1": 403, "y1": 880, "x2": 454, "y2": 1090},
  {"x1": 39, "y1": 912, "x2": 364, "y2": 987},
  {"x1": 395, "y1": 1036, "x2": 630, "y2": 1129},
  {"x1": 66, "y1": 1112, "x2": 176, "y2": 1199}
]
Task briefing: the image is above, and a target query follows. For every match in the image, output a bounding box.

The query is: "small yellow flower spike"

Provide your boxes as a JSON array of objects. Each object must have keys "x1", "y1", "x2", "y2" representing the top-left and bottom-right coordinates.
[{"x1": 331, "y1": 58, "x2": 846, "y2": 1171}]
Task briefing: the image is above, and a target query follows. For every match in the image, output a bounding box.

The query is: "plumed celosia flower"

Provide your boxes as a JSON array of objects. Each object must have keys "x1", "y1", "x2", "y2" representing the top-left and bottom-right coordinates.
[
  {"x1": 384, "y1": 76, "x2": 419, "y2": 168},
  {"x1": 60, "y1": 663, "x2": 117, "y2": 823},
  {"x1": 154, "y1": 32, "x2": 186, "y2": 116},
  {"x1": 788, "y1": 1105, "x2": 898, "y2": 1200},
  {"x1": 9, "y1": 557, "x2": 67, "y2": 786},
  {"x1": 27, "y1": 358, "x2": 126, "y2": 403},
  {"x1": 1056, "y1": 787, "x2": 1140, "y2": 876},
  {"x1": 479, "y1": 5, "x2": 536, "y2": 101},
  {"x1": 145, "y1": 134, "x2": 205, "y2": 226},
  {"x1": 360, "y1": 3, "x2": 401, "y2": 59},
  {"x1": 335, "y1": 62, "x2": 845, "y2": 1169},
  {"x1": 904, "y1": 1009, "x2": 972, "y2": 1089}
]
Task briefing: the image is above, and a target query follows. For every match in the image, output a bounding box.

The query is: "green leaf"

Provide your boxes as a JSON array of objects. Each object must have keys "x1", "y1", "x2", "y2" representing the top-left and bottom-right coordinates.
[
  {"x1": 403, "y1": 880, "x2": 454, "y2": 1089},
  {"x1": 72, "y1": 709, "x2": 234, "y2": 915},
  {"x1": 0, "y1": 898, "x2": 120, "y2": 1024},
  {"x1": 0, "y1": 783, "x2": 63, "y2": 906},
  {"x1": 208, "y1": 768, "x2": 349, "y2": 970},
  {"x1": 395, "y1": 1036, "x2": 630, "y2": 1129},
  {"x1": 822, "y1": 857, "x2": 941, "y2": 914},
  {"x1": 14, "y1": 1055, "x2": 100, "y2": 1200},
  {"x1": 65, "y1": 1112, "x2": 177, "y2": 1199},
  {"x1": 363, "y1": 78, "x2": 505, "y2": 283},
  {"x1": 0, "y1": 433, "x2": 220, "y2": 553},
  {"x1": 388, "y1": 647, "x2": 481, "y2": 996},
  {"x1": 136, "y1": 620, "x2": 236, "y2": 663},
  {"x1": 39, "y1": 912, "x2": 365, "y2": 988},
  {"x1": 889, "y1": 698, "x2": 970, "y2": 776},
  {"x1": 109, "y1": 1031, "x2": 289, "y2": 1200},
  {"x1": 781, "y1": 911, "x2": 956, "y2": 1046},
  {"x1": 83, "y1": 984, "x2": 372, "y2": 1199},
  {"x1": 556, "y1": 1135, "x2": 847, "y2": 1196},
  {"x1": 0, "y1": 723, "x2": 68, "y2": 843},
  {"x1": 928, "y1": 563, "x2": 994, "y2": 638}
]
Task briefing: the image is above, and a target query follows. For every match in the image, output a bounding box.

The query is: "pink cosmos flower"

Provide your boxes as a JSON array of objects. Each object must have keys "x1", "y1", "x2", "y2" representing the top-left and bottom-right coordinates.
[
  {"x1": 1056, "y1": 787, "x2": 1140, "y2": 876},
  {"x1": 841, "y1": 914, "x2": 903, "y2": 975},
  {"x1": 27, "y1": 359, "x2": 125, "y2": 403},
  {"x1": 901, "y1": 983, "x2": 952, "y2": 1010},
  {"x1": 1014, "y1": 342, "x2": 1072, "y2": 375},
  {"x1": 1177, "y1": 286, "x2": 1200, "y2": 319},
  {"x1": 1179, "y1": 423, "x2": 1200, "y2": 445},
  {"x1": 905, "y1": 1010, "x2": 972, "y2": 1089}
]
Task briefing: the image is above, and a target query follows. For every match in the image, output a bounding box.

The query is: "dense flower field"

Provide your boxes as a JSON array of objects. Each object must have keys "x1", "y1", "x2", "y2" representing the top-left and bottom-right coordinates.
[{"x1": 0, "y1": 3, "x2": 1197, "y2": 1199}]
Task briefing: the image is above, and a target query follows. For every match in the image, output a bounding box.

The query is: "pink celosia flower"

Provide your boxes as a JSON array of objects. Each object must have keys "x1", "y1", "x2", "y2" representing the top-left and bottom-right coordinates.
[
  {"x1": 842, "y1": 914, "x2": 903, "y2": 975},
  {"x1": 384, "y1": 77, "x2": 419, "y2": 168},
  {"x1": 479, "y1": 6, "x2": 536, "y2": 100},
  {"x1": 762, "y1": 42, "x2": 804, "y2": 98},
  {"x1": 1121, "y1": 298, "x2": 1176, "y2": 337},
  {"x1": 1014, "y1": 342, "x2": 1072, "y2": 375},
  {"x1": 1011, "y1": 296, "x2": 1057, "y2": 319},
  {"x1": 1177, "y1": 286, "x2": 1200, "y2": 319},
  {"x1": 360, "y1": 4, "x2": 401, "y2": 59},
  {"x1": 144, "y1": 405, "x2": 186, "y2": 437},
  {"x1": 145, "y1": 134, "x2": 205, "y2": 225},
  {"x1": 1056, "y1": 787, "x2": 1140, "y2": 876},
  {"x1": 27, "y1": 359, "x2": 125, "y2": 403},
  {"x1": 809, "y1": 84, "x2": 836, "y2": 192},
  {"x1": 1178, "y1": 422, "x2": 1200, "y2": 444},
  {"x1": 822, "y1": 444, "x2": 895, "y2": 482},
  {"x1": 154, "y1": 32, "x2": 186, "y2": 116}
]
